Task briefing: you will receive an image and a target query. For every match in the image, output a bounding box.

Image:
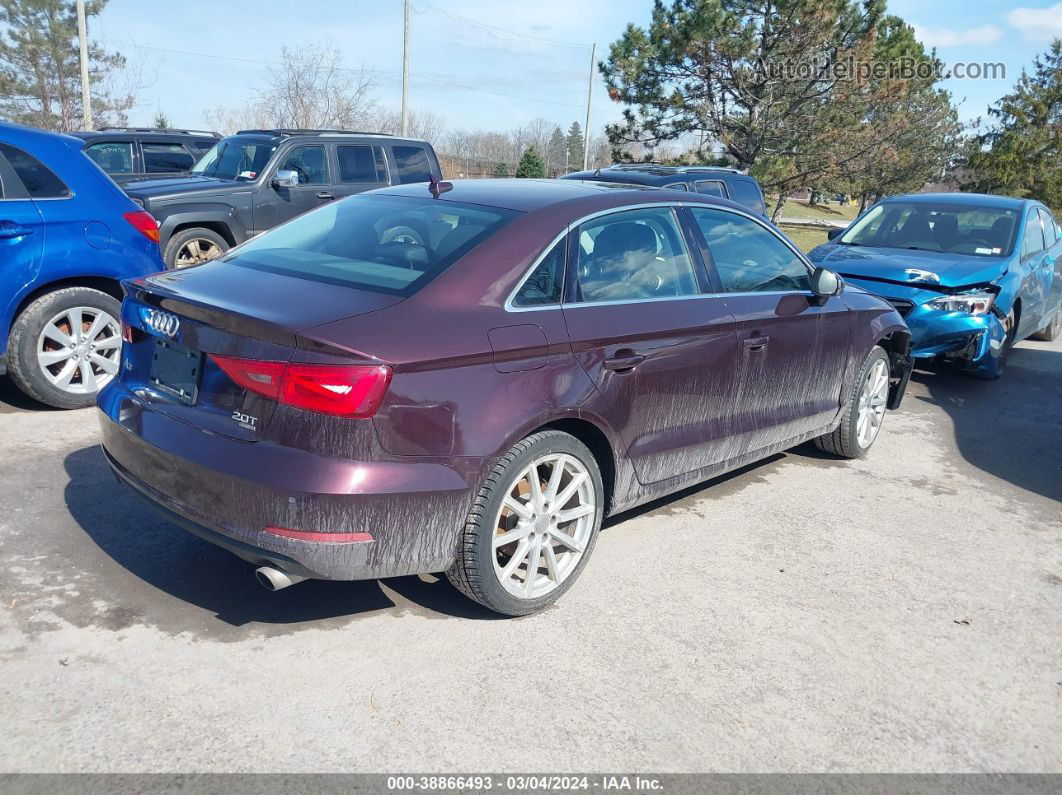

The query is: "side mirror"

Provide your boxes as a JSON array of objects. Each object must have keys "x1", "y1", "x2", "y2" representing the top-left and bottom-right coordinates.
[
  {"x1": 826, "y1": 227, "x2": 844, "y2": 241},
  {"x1": 811, "y1": 267, "x2": 842, "y2": 298},
  {"x1": 272, "y1": 169, "x2": 299, "y2": 189}
]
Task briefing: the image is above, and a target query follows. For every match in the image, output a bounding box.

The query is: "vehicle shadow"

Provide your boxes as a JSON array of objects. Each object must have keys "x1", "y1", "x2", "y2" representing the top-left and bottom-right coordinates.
[
  {"x1": 0, "y1": 375, "x2": 55, "y2": 413},
  {"x1": 913, "y1": 344, "x2": 1062, "y2": 503},
  {"x1": 62, "y1": 445, "x2": 504, "y2": 630}
]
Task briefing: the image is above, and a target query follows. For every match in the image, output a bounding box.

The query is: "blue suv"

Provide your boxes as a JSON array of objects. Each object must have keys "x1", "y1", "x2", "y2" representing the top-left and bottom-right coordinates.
[{"x1": 1, "y1": 122, "x2": 164, "y2": 408}]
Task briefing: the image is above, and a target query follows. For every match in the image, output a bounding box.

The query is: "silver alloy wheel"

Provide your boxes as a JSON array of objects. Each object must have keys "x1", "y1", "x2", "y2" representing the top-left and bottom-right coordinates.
[
  {"x1": 175, "y1": 238, "x2": 222, "y2": 268},
  {"x1": 492, "y1": 453, "x2": 597, "y2": 599},
  {"x1": 856, "y1": 358, "x2": 889, "y2": 448},
  {"x1": 36, "y1": 306, "x2": 121, "y2": 396}
]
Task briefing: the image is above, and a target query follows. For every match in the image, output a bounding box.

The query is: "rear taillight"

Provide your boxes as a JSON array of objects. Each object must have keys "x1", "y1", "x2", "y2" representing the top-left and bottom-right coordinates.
[
  {"x1": 123, "y1": 210, "x2": 160, "y2": 243},
  {"x1": 211, "y1": 356, "x2": 392, "y2": 418},
  {"x1": 120, "y1": 320, "x2": 144, "y2": 343}
]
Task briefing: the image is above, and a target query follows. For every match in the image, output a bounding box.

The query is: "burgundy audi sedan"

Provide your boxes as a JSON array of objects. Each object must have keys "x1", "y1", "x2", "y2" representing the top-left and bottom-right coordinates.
[{"x1": 97, "y1": 178, "x2": 912, "y2": 616}]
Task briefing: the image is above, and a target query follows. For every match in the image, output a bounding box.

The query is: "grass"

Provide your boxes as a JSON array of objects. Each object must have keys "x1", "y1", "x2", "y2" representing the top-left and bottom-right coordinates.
[
  {"x1": 779, "y1": 225, "x2": 829, "y2": 253},
  {"x1": 767, "y1": 199, "x2": 859, "y2": 222}
]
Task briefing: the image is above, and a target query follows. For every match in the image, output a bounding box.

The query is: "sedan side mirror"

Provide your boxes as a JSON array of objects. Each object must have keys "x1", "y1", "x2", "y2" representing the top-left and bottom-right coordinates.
[
  {"x1": 272, "y1": 169, "x2": 299, "y2": 189},
  {"x1": 811, "y1": 267, "x2": 842, "y2": 297},
  {"x1": 826, "y1": 227, "x2": 844, "y2": 241}
]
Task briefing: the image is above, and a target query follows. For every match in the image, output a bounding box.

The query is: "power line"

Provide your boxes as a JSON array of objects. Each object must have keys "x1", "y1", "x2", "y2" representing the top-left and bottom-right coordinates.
[{"x1": 408, "y1": 0, "x2": 590, "y2": 50}]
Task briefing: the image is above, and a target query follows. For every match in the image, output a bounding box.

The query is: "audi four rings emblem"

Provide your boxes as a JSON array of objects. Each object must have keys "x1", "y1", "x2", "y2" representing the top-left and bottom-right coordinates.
[{"x1": 144, "y1": 309, "x2": 180, "y2": 337}]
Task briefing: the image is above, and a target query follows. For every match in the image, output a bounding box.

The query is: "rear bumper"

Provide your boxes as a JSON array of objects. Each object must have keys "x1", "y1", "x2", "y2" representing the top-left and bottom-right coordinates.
[{"x1": 97, "y1": 403, "x2": 479, "y2": 581}]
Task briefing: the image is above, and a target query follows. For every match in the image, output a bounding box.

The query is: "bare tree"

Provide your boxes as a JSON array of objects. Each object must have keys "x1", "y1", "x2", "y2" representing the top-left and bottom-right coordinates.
[
  {"x1": 372, "y1": 107, "x2": 445, "y2": 143},
  {"x1": 257, "y1": 46, "x2": 376, "y2": 129}
]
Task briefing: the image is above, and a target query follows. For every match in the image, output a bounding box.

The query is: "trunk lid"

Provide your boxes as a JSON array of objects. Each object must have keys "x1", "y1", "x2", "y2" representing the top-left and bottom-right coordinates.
[{"x1": 121, "y1": 261, "x2": 401, "y2": 440}]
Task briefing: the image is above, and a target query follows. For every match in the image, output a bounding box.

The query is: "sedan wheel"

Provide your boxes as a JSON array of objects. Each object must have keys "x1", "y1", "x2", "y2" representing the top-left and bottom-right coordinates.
[
  {"x1": 492, "y1": 453, "x2": 596, "y2": 599},
  {"x1": 175, "y1": 238, "x2": 223, "y2": 268},
  {"x1": 855, "y1": 357, "x2": 889, "y2": 449},
  {"x1": 37, "y1": 306, "x2": 121, "y2": 396},
  {"x1": 447, "y1": 430, "x2": 604, "y2": 616}
]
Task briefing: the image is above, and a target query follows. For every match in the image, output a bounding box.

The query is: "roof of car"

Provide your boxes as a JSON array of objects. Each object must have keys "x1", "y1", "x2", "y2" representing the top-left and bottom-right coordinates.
[
  {"x1": 71, "y1": 128, "x2": 220, "y2": 139},
  {"x1": 371, "y1": 177, "x2": 754, "y2": 214},
  {"x1": 885, "y1": 192, "x2": 1027, "y2": 208},
  {"x1": 562, "y1": 165, "x2": 749, "y2": 185}
]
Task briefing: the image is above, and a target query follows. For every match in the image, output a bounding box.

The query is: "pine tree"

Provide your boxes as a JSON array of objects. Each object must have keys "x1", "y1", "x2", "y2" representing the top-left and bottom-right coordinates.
[
  {"x1": 515, "y1": 146, "x2": 546, "y2": 178},
  {"x1": 546, "y1": 126, "x2": 567, "y2": 174},
  {"x1": 493, "y1": 161, "x2": 509, "y2": 177},
  {"x1": 153, "y1": 108, "x2": 171, "y2": 129},
  {"x1": 965, "y1": 39, "x2": 1062, "y2": 213},
  {"x1": 566, "y1": 122, "x2": 584, "y2": 171}
]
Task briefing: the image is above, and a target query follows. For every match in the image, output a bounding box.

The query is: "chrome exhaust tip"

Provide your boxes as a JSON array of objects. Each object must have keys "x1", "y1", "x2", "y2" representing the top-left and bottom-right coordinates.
[{"x1": 255, "y1": 566, "x2": 307, "y2": 592}]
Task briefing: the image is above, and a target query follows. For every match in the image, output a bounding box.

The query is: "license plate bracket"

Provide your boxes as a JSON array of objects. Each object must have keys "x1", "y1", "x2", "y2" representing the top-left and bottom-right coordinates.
[{"x1": 149, "y1": 339, "x2": 202, "y2": 405}]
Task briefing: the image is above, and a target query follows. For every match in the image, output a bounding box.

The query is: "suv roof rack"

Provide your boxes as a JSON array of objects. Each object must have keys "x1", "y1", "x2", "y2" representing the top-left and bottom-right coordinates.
[
  {"x1": 608, "y1": 162, "x2": 744, "y2": 174},
  {"x1": 94, "y1": 127, "x2": 220, "y2": 137},
  {"x1": 234, "y1": 128, "x2": 395, "y2": 137}
]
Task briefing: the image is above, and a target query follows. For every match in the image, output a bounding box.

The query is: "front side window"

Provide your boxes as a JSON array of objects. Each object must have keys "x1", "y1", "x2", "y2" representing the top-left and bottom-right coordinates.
[
  {"x1": 222, "y1": 195, "x2": 518, "y2": 296},
  {"x1": 0, "y1": 143, "x2": 69, "y2": 198},
  {"x1": 512, "y1": 239, "x2": 565, "y2": 306},
  {"x1": 191, "y1": 137, "x2": 276, "y2": 180},
  {"x1": 84, "y1": 141, "x2": 134, "y2": 174},
  {"x1": 392, "y1": 145, "x2": 432, "y2": 184},
  {"x1": 142, "y1": 142, "x2": 194, "y2": 173},
  {"x1": 1038, "y1": 208, "x2": 1058, "y2": 247},
  {"x1": 574, "y1": 207, "x2": 699, "y2": 303},
  {"x1": 692, "y1": 207, "x2": 810, "y2": 293},
  {"x1": 841, "y1": 201, "x2": 1020, "y2": 257},
  {"x1": 337, "y1": 145, "x2": 386, "y2": 184},
  {"x1": 277, "y1": 145, "x2": 329, "y2": 185},
  {"x1": 1022, "y1": 210, "x2": 1046, "y2": 258}
]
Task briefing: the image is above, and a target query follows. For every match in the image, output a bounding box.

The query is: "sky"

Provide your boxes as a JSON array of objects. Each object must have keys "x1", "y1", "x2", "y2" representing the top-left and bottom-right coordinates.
[{"x1": 92, "y1": 0, "x2": 1062, "y2": 139}]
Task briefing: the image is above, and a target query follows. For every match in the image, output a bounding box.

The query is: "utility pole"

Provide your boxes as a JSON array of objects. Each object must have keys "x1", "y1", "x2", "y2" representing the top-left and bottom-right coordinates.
[
  {"x1": 401, "y1": 0, "x2": 410, "y2": 137},
  {"x1": 76, "y1": 0, "x2": 93, "y2": 130},
  {"x1": 582, "y1": 42, "x2": 595, "y2": 171}
]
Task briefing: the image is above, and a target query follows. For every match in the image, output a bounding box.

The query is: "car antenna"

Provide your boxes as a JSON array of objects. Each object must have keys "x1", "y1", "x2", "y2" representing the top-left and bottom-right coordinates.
[{"x1": 428, "y1": 174, "x2": 453, "y2": 198}]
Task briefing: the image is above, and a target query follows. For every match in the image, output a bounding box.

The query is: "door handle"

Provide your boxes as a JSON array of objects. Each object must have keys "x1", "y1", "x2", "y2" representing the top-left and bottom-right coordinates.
[
  {"x1": 602, "y1": 352, "x2": 646, "y2": 372},
  {"x1": 743, "y1": 335, "x2": 770, "y2": 351},
  {"x1": 1042, "y1": 254, "x2": 1055, "y2": 270},
  {"x1": 316, "y1": 192, "x2": 335, "y2": 200},
  {"x1": 0, "y1": 221, "x2": 32, "y2": 239}
]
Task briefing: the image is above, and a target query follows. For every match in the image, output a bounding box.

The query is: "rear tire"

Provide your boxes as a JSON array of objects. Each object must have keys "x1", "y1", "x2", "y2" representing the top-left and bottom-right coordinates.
[
  {"x1": 1030, "y1": 307, "x2": 1061, "y2": 342},
  {"x1": 164, "y1": 227, "x2": 229, "y2": 269},
  {"x1": 815, "y1": 346, "x2": 890, "y2": 459},
  {"x1": 7, "y1": 287, "x2": 122, "y2": 409},
  {"x1": 446, "y1": 431, "x2": 604, "y2": 616}
]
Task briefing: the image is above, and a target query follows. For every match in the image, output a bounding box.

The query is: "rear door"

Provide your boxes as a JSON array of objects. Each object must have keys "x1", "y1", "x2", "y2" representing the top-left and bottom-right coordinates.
[
  {"x1": 689, "y1": 205, "x2": 851, "y2": 452},
  {"x1": 254, "y1": 143, "x2": 335, "y2": 231},
  {"x1": 1036, "y1": 207, "x2": 1060, "y2": 326},
  {"x1": 0, "y1": 147, "x2": 45, "y2": 336},
  {"x1": 1018, "y1": 206, "x2": 1050, "y2": 336},
  {"x1": 332, "y1": 143, "x2": 390, "y2": 199},
  {"x1": 559, "y1": 205, "x2": 740, "y2": 486}
]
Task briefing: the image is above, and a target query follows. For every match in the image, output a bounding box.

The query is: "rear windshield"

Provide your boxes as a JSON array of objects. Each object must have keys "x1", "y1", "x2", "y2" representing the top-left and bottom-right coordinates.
[
  {"x1": 191, "y1": 136, "x2": 276, "y2": 180},
  {"x1": 840, "y1": 201, "x2": 1020, "y2": 257},
  {"x1": 222, "y1": 194, "x2": 520, "y2": 296}
]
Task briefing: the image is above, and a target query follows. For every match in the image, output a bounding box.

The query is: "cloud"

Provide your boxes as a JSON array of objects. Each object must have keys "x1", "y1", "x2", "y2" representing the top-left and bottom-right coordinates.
[
  {"x1": 912, "y1": 23, "x2": 1002, "y2": 48},
  {"x1": 1007, "y1": 4, "x2": 1062, "y2": 42}
]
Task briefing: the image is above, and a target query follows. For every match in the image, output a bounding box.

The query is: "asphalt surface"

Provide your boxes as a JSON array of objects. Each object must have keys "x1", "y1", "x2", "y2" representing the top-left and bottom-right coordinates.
[{"x1": 0, "y1": 337, "x2": 1059, "y2": 773}]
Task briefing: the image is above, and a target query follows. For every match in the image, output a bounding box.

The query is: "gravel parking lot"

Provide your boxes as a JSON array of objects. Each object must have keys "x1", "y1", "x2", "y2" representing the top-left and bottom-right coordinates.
[{"x1": 0, "y1": 337, "x2": 1059, "y2": 773}]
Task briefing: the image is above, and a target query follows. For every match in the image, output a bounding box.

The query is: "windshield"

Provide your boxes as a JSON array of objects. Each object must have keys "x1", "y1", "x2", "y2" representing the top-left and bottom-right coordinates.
[
  {"x1": 191, "y1": 137, "x2": 276, "y2": 180},
  {"x1": 221, "y1": 195, "x2": 520, "y2": 296},
  {"x1": 840, "y1": 201, "x2": 1020, "y2": 257}
]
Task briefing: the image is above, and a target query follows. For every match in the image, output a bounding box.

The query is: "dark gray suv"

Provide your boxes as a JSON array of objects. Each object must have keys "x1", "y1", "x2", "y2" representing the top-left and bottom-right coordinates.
[
  {"x1": 124, "y1": 129, "x2": 443, "y2": 268},
  {"x1": 72, "y1": 127, "x2": 221, "y2": 184}
]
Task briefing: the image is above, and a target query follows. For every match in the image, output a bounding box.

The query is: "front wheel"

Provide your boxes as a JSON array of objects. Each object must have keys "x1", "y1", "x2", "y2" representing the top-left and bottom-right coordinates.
[
  {"x1": 163, "y1": 227, "x2": 229, "y2": 269},
  {"x1": 447, "y1": 431, "x2": 604, "y2": 616},
  {"x1": 815, "y1": 346, "x2": 891, "y2": 459}
]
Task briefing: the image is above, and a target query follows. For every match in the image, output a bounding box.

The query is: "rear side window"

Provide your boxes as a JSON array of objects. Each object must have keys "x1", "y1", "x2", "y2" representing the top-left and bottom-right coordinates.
[
  {"x1": 512, "y1": 240, "x2": 565, "y2": 306},
  {"x1": 222, "y1": 195, "x2": 518, "y2": 296},
  {"x1": 665, "y1": 182, "x2": 688, "y2": 191},
  {"x1": 392, "y1": 145, "x2": 432, "y2": 184},
  {"x1": 337, "y1": 145, "x2": 387, "y2": 183},
  {"x1": 695, "y1": 180, "x2": 726, "y2": 197},
  {"x1": 194, "y1": 141, "x2": 216, "y2": 152},
  {"x1": 0, "y1": 143, "x2": 70, "y2": 198},
  {"x1": 84, "y1": 141, "x2": 134, "y2": 174},
  {"x1": 1038, "y1": 208, "x2": 1058, "y2": 247},
  {"x1": 1022, "y1": 210, "x2": 1045, "y2": 258},
  {"x1": 143, "y1": 142, "x2": 194, "y2": 173},
  {"x1": 729, "y1": 179, "x2": 766, "y2": 215}
]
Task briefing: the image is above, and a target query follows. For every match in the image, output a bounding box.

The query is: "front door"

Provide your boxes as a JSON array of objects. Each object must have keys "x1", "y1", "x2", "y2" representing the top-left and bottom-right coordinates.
[
  {"x1": 559, "y1": 205, "x2": 739, "y2": 486},
  {"x1": 688, "y1": 206, "x2": 851, "y2": 454},
  {"x1": 254, "y1": 144, "x2": 334, "y2": 232},
  {"x1": 1018, "y1": 206, "x2": 1051, "y2": 336}
]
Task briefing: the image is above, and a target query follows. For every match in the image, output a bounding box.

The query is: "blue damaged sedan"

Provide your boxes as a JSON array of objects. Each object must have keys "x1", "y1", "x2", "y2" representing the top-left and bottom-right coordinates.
[{"x1": 808, "y1": 193, "x2": 1062, "y2": 379}]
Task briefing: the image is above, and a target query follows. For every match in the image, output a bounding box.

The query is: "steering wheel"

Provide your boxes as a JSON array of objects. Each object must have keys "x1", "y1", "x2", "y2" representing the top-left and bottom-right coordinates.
[{"x1": 373, "y1": 241, "x2": 430, "y2": 269}]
